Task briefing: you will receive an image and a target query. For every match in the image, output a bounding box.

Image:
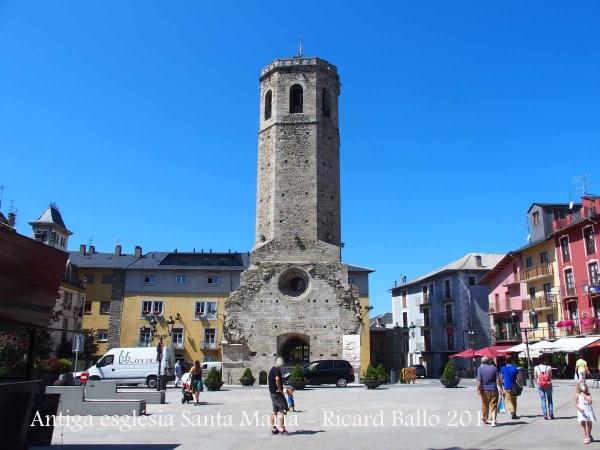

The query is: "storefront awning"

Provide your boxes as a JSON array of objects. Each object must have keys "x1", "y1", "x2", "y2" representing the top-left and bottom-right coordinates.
[{"x1": 542, "y1": 337, "x2": 600, "y2": 353}]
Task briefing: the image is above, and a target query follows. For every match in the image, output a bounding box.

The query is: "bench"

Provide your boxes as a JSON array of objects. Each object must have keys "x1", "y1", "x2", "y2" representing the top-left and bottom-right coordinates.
[
  {"x1": 85, "y1": 380, "x2": 165, "y2": 404},
  {"x1": 45, "y1": 386, "x2": 146, "y2": 416}
]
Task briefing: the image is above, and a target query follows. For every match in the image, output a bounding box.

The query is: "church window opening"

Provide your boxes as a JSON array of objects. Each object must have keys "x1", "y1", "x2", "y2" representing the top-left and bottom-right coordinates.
[
  {"x1": 264, "y1": 90, "x2": 272, "y2": 120},
  {"x1": 322, "y1": 88, "x2": 331, "y2": 117},
  {"x1": 278, "y1": 267, "x2": 310, "y2": 298},
  {"x1": 290, "y1": 84, "x2": 303, "y2": 113}
]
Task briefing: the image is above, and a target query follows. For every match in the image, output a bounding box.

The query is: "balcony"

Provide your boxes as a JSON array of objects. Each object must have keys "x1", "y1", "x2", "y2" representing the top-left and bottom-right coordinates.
[
  {"x1": 492, "y1": 324, "x2": 520, "y2": 343},
  {"x1": 554, "y1": 207, "x2": 597, "y2": 231},
  {"x1": 523, "y1": 293, "x2": 560, "y2": 311},
  {"x1": 172, "y1": 341, "x2": 185, "y2": 349},
  {"x1": 561, "y1": 286, "x2": 578, "y2": 298},
  {"x1": 520, "y1": 262, "x2": 553, "y2": 282},
  {"x1": 203, "y1": 342, "x2": 217, "y2": 350},
  {"x1": 489, "y1": 297, "x2": 513, "y2": 314},
  {"x1": 529, "y1": 326, "x2": 558, "y2": 341},
  {"x1": 418, "y1": 294, "x2": 429, "y2": 308},
  {"x1": 415, "y1": 342, "x2": 432, "y2": 352}
]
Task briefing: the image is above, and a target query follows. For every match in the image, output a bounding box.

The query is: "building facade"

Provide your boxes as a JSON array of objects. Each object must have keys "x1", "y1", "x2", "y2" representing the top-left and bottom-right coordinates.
[
  {"x1": 554, "y1": 195, "x2": 600, "y2": 334},
  {"x1": 121, "y1": 251, "x2": 248, "y2": 364},
  {"x1": 391, "y1": 253, "x2": 503, "y2": 377},
  {"x1": 222, "y1": 56, "x2": 372, "y2": 381},
  {"x1": 69, "y1": 245, "x2": 141, "y2": 355}
]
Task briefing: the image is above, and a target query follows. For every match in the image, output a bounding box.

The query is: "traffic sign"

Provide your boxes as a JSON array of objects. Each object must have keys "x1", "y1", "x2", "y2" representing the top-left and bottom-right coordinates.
[{"x1": 72, "y1": 333, "x2": 84, "y2": 353}]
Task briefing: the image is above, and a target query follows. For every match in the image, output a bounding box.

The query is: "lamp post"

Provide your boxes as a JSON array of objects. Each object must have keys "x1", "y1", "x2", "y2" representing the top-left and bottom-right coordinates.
[
  {"x1": 392, "y1": 323, "x2": 400, "y2": 372},
  {"x1": 467, "y1": 329, "x2": 475, "y2": 378},
  {"x1": 148, "y1": 314, "x2": 178, "y2": 391},
  {"x1": 511, "y1": 309, "x2": 536, "y2": 388}
]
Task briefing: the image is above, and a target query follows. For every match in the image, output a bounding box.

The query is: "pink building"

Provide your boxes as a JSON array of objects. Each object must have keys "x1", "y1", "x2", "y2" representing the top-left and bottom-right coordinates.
[{"x1": 480, "y1": 253, "x2": 524, "y2": 344}]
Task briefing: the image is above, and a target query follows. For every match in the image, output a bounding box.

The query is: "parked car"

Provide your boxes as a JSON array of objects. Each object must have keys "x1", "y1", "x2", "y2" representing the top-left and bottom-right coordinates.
[
  {"x1": 282, "y1": 360, "x2": 355, "y2": 387},
  {"x1": 409, "y1": 364, "x2": 427, "y2": 378}
]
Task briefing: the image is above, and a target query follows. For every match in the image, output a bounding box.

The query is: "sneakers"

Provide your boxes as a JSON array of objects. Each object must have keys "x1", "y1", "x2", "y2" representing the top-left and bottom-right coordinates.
[
  {"x1": 511, "y1": 413, "x2": 519, "y2": 420},
  {"x1": 544, "y1": 416, "x2": 549, "y2": 420},
  {"x1": 271, "y1": 428, "x2": 280, "y2": 435},
  {"x1": 490, "y1": 421, "x2": 497, "y2": 427},
  {"x1": 549, "y1": 414, "x2": 555, "y2": 420}
]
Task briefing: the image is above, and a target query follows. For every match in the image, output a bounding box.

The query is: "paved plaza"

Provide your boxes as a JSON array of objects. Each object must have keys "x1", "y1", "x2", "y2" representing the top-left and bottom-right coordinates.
[{"x1": 35, "y1": 379, "x2": 595, "y2": 450}]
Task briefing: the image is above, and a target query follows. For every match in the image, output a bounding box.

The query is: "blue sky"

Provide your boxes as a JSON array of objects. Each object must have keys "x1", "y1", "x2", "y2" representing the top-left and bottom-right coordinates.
[{"x1": 1, "y1": 1, "x2": 598, "y2": 314}]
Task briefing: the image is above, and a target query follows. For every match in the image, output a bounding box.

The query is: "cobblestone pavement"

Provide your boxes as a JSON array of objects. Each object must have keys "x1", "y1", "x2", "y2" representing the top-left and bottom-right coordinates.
[{"x1": 38, "y1": 379, "x2": 592, "y2": 449}]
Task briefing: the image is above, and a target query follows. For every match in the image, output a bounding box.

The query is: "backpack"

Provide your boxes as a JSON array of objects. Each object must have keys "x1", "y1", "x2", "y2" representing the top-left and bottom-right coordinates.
[{"x1": 538, "y1": 366, "x2": 551, "y2": 388}]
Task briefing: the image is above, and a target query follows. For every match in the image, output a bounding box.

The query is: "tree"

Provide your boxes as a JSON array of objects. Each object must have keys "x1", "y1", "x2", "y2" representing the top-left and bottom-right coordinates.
[{"x1": 82, "y1": 329, "x2": 99, "y2": 365}]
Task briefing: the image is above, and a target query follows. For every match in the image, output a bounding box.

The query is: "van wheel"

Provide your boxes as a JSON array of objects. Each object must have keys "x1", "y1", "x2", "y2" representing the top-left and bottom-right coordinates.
[
  {"x1": 336, "y1": 377, "x2": 348, "y2": 388},
  {"x1": 146, "y1": 376, "x2": 157, "y2": 389},
  {"x1": 88, "y1": 376, "x2": 100, "y2": 381}
]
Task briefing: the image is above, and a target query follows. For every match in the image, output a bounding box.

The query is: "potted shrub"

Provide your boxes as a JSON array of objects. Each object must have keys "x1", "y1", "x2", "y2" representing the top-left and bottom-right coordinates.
[
  {"x1": 34, "y1": 358, "x2": 72, "y2": 387},
  {"x1": 287, "y1": 364, "x2": 308, "y2": 390},
  {"x1": 376, "y1": 364, "x2": 387, "y2": 384},
  {"x1": 363, "y1": 364, "x2": 382, "y2": 389},
  {"x1": 440, "y1": 361, "x2": 460, "y2": 388},
  {"x1": 204, "y1": 366, "x2": 224, "y2": 391},
  {"x1": 239, "y1": 368, "x2": 255, "y2": 386}
]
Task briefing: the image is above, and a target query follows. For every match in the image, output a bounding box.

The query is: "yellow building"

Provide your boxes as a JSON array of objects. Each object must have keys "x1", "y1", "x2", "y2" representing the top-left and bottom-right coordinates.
[
  {"x1": 519, "y1": 237, "x2": 564, "y2": 340},
  {"x1": 70, "y1": 245, "x2": 143, "y2": 358}
]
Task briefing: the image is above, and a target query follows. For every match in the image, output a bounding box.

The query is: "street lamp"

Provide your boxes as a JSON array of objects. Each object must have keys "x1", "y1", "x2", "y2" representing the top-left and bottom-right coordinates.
[
  {"x1": 511, "y1": 309, "x2": 536, "y2": 388},
  {"x1": 148, "y1": 313, "x2": 179, "y2": 391}
]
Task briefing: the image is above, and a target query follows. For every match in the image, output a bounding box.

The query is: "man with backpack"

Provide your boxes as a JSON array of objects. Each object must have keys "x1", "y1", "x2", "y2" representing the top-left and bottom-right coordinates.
[{"x1": 534, "y1": 355, "x2": 555, "y2": 420}]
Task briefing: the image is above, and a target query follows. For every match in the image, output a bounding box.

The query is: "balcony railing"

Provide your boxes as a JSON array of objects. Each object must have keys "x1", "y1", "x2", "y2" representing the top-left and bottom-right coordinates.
[
  {"x1": 415, "y1": 342, "x2": 432, "y2": 352},
  {"x1": 529, "y1": 326, "x2": 558, "y2": 340},
  {"x1": 435, "y1": 291, "x2": 454, "y2": 302},
  {"x1": 493, "y1": 324, "x2": 520, "y2": 342},
  {"x1": 203, "y1": 342, "x2": 217, "y2": 349},
  {"x1": 561, "y1": 286, "x2": 578, "y2": 298},
  {"x1": 554, "y1": 207, "x2": 597, "y2": 231},
  {"x1": 520, "y1": 262, "x2": 553, "y2": 281},
  {"x1": 490, "y1": 297, "x2": 512, "y2": 313},
  {"x1": 172, "y1": 341, "x2": 185, "y2": 349},
  {"x1": 523, "y1": 293, "x2": 560, "y2": 310}
]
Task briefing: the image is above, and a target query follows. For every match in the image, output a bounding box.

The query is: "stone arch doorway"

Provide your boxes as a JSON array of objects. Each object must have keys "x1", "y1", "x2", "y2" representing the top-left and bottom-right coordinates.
[{"x1": 278, "y1": 336, "x2": 310, "y2": 365}]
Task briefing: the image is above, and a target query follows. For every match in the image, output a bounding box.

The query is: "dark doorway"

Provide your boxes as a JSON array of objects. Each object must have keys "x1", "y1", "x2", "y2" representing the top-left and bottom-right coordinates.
[{"x1": 279, "y1": 337, "x2": 310, "y2": 365}]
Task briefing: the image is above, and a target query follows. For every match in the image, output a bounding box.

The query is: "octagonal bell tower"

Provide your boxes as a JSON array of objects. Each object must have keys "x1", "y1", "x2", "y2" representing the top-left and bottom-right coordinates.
[
  {"x1": 223, "y1": 56, "x2": 363, "y2": 380},
  {"x1": 253, "y1": 57, "x2": 342, "y2": 263}
]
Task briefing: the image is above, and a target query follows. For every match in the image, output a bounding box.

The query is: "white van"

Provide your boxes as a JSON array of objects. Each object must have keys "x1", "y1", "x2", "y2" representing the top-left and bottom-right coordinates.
[
  {"x1": 201, "y1": 361, "x2": 222, "y2": 376},
  {"x1": 85, "y1": 347, "x2": 175, "y2": 388}
]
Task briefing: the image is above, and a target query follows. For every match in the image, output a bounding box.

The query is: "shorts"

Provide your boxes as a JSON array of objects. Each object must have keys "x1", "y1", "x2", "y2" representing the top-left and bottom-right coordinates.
[{"x1": 270, "y1": 393, "x2": 288, "y2": 414}]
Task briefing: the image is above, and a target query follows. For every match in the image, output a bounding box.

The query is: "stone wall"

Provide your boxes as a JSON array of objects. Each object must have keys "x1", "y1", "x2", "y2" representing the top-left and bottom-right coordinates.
[{"x1": 107, "y1": 269, "x2": 126, "y2": 350}]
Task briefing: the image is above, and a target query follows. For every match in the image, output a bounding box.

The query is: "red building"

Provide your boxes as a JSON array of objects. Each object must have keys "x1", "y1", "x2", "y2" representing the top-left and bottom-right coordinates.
[{"x1": 554, "y1": 195, "x2": 600, "y2": 333}]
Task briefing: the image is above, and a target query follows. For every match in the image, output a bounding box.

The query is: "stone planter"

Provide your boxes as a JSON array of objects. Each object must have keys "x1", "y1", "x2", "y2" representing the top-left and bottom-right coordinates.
[
  {"x1": 363, "y1": 380, "x2": 382, "y2": 389},
  {"x1": 287, "y1": 380, "x2": 308, "y2": 390},
  {"x1": 204, "y1": 380, "x2": 225, "y2": 391},
  {"x1": 239, "y1": 377, "x2": 255, "y2": 386},
  {"x1": 440, "y1": 378, "x2": 460, "y2": 388}
]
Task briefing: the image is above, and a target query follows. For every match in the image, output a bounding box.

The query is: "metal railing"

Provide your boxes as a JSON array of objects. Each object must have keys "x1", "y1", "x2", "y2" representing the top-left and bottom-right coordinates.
[
  {"x1": 523, "y1": 293, "x2": 560, "y2": 310},
  {"x1": 554, "y1": 207, "x2": 597, "y2": 231},
  {"x1": 520, "y1": 262, "x2": 553, "y2": 281}
]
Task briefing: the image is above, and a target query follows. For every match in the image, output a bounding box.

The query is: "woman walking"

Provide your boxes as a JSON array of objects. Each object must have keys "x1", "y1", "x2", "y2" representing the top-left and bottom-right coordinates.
[
  {"x1": 534, "y1": 355, "x2": 554, "y2": 420},
  {"x1": 189, "y1": 360, "x2": 203, "y2": 406}
]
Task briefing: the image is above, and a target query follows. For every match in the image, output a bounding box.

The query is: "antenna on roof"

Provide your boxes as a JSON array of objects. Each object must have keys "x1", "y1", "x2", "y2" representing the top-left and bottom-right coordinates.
[
  {"x1": 298, "y1": 34, "x2": 303, "y2": 57},
  {"x1": 88, "y1": 236, "x2": 93, "y2": 246},
  {"x1": 0, "y1": 185, "x2": 4, "y2": 210},
  {"x1": 114, "y1": 236, "x2": 120, "y2": 246},
  {"x1": 573, "y1": 173, "x2": 593, "y2": 196}
]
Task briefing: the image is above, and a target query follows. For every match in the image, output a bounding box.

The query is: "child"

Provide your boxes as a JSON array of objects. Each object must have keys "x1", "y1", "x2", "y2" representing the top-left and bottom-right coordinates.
[
  {"x1": 285, "y1": 387, "x2": 295, "y2": 412},
  {"x1": 574, "y1": 381, "x2": 596, "y2": 444}
]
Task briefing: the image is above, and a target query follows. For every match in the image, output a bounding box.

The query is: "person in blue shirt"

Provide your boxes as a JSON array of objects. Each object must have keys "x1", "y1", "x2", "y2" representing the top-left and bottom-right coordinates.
[{"x1": 499, "y1": 356, "x2": 522, "y2": 420}]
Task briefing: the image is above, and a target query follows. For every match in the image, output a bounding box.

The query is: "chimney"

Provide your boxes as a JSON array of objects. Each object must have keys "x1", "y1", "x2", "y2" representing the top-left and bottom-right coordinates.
[
  {"x1": 475, "y1": 255, "x2": 482, "y2": 267},
  {"x1": 89, "y1": 245, "x2": 96, "y2": 254},
  {"x1": 115, "y1": 245, "x2": 122, "y2": 256},
  {"x1": 7, "y1": 212, "x2": 16, "y2": 227},
  {"x1": 402, "y1": 276, "x2": 407, "y2": 284},
  {"x1": 376, "y1": 318, "x2": 382, "y2": 328},
  {"x1": 79, "y1": 244, "x2": 86, "y2": 255},
  {"x1": 134, "y1": 246, "x2": 142, "y2": 258}
]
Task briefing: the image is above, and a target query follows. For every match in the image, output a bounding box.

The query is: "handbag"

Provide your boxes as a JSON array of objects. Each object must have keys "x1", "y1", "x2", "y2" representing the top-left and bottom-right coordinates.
[{"x1": 511, "y1": 381, "x2": 523, "y2": 396}]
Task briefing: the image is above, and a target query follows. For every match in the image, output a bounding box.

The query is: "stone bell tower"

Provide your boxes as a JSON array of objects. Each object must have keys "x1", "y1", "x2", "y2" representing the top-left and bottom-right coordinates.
[{"x1": 223, "y1": 56, "x2": 362, "y2": 380}]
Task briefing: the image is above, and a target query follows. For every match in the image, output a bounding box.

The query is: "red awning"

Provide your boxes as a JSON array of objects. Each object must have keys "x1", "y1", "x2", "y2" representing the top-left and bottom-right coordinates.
[{"x1": 450, "y1": 345, "x2": 513, "y2": 359}]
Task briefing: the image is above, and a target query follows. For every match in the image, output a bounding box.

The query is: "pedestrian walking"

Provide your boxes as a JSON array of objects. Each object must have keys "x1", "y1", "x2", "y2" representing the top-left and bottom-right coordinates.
[
  {"x1": 476, "y1": 356, "x2": 499, "y2": 427},
  {"x1": 575, "y1": 381, "x2": 596, "y2": 444},
  {"x1": 175, "y1": 359, "x2": 183, "y2": 387},
  {"x1": 534, "y1": 355, "x2": 554, "y2": 420},
  {"x1": 269, "y1": 357, "x2": 290, "y2": 435},
  {"x1": 189, "y1": 360, "x2": 203, "y2": 406},
  {"x1": 499, "y1": 356, "x2": 521, "y2": 420},
  {"x1": 577, "y1": 357, "x2": 590, "y2": 381}
]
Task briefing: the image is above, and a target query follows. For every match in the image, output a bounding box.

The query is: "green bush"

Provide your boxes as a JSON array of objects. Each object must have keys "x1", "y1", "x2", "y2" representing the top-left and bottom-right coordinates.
[
  {"x1": 375, "y1": 364, "x2": 387, "y2": 380},
  {"x1": 441, "y1": 362, "x2": 456, "y2": 380},
  {"x1": 240, "y1": 368, "x2": 254, "y2": 379},
  {"x1": 364, "y1": 364, "x2": 379, "y2": 381},
  {"x1": 289, "y1": 364, "x2": 306, "y2": 382},
  {"x1": 205, "y1": 366, "x2": 221, "y2": 383},
  {"x1": 35, "y1": 358, "x2": 72, "y2": 374}
]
